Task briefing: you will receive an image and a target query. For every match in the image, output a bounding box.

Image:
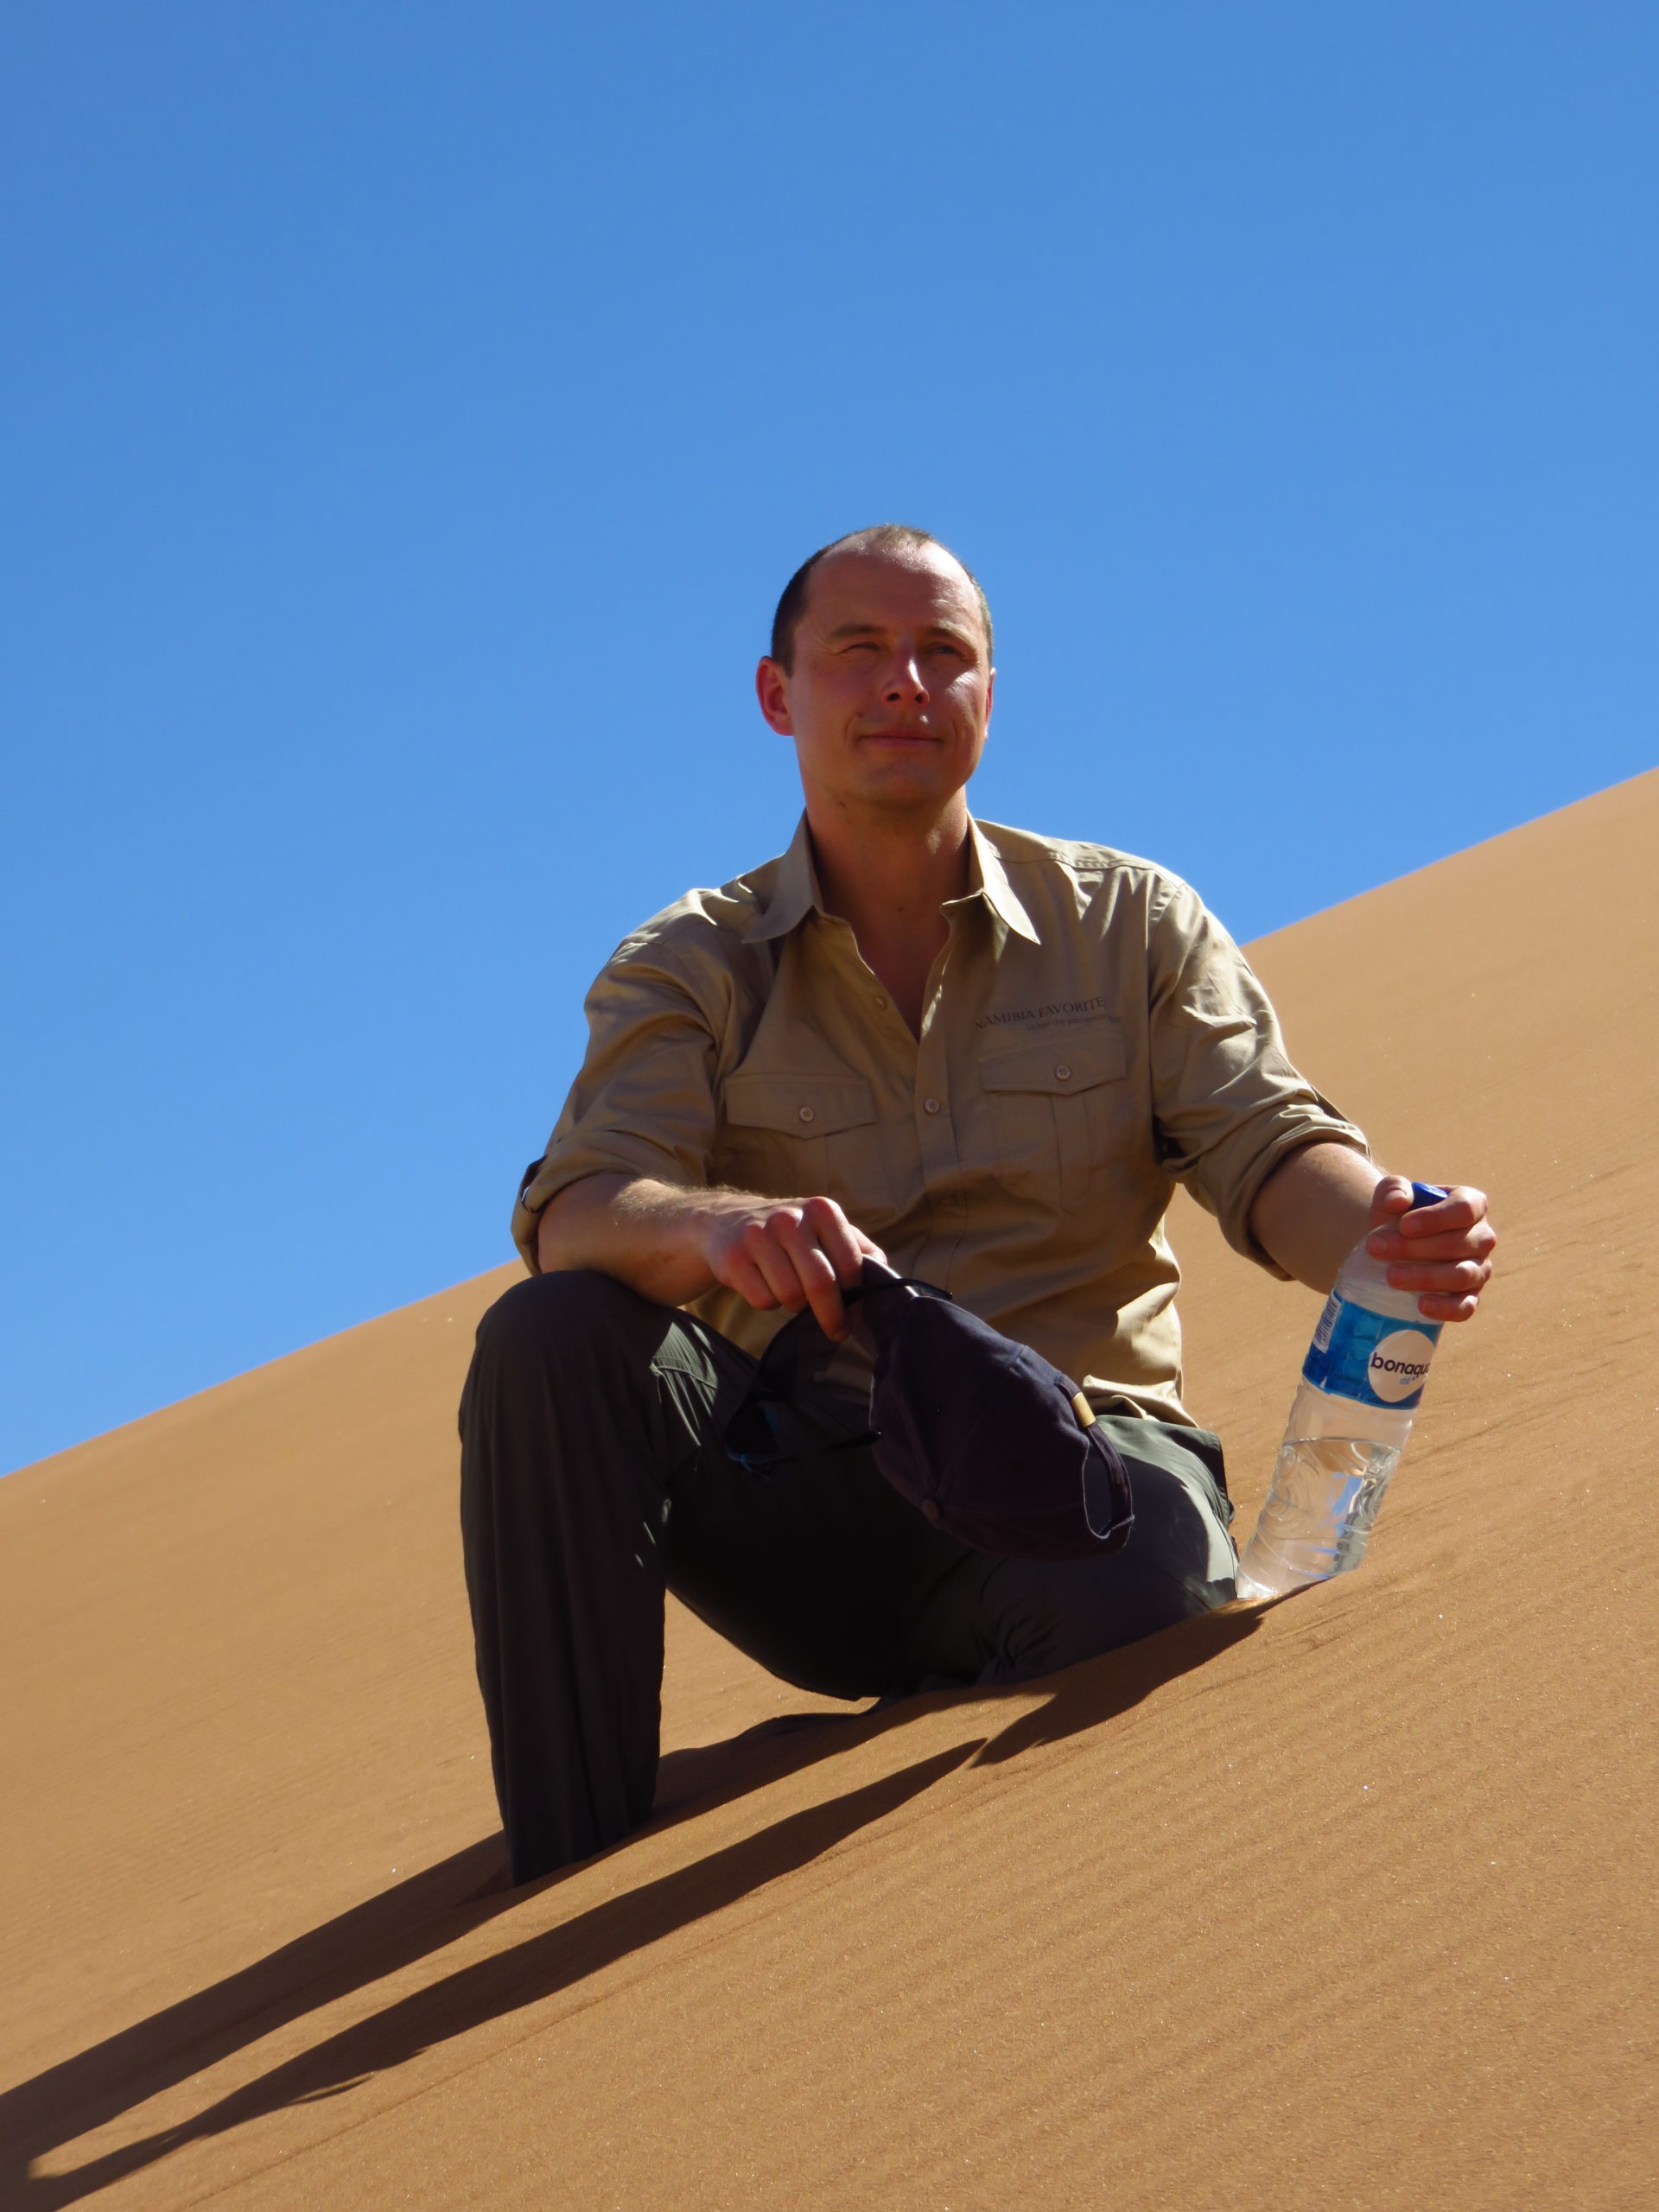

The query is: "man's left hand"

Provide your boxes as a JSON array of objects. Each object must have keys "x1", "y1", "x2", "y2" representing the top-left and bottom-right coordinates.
[{"x1": 1365, "y1": 1178, "x2": 1497, "y2": 1324}]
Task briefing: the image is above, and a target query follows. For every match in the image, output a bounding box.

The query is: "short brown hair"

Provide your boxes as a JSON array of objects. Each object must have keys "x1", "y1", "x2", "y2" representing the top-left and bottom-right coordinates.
[{"x1": 769, "y1": 524, "x2": 995, "y2": 671}]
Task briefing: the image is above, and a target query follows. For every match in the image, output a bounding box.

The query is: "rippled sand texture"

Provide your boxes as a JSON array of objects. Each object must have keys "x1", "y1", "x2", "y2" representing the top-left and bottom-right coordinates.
[{"x1": 4, "y1": 770, "x2": 1656, "y2": 2210}]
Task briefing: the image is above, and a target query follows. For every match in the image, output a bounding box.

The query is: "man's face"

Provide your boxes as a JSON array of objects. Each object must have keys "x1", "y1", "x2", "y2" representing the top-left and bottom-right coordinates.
[{"x1": 755, "y1": 548, "x2": 995, "y2": 820}]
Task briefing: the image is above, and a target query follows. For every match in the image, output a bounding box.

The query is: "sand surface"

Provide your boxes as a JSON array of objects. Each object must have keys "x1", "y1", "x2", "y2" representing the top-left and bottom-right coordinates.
[{"x1": 4, "y1": 773, "x2": 1656, "y2": 2209}]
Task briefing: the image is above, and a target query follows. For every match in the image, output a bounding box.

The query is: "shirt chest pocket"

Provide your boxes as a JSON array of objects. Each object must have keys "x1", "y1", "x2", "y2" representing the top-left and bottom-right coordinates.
[
  {"x1": 978, "y1": 1024, "x2": 1128, "y2": 1211},
  {"x1": 716, "y1": 1072, "x2": 892, "y2": 1221}
]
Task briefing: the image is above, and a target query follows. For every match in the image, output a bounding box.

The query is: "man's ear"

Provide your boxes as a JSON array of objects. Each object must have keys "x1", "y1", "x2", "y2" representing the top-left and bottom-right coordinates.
[{"x1": 754, "y1": 657, "x2": 795, "y2": 734}]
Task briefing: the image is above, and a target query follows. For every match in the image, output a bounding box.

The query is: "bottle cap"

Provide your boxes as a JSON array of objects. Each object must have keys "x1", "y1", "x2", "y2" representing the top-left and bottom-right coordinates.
[{"x1": 1409, "y1": 1181, "x2": 1449, "y2": 1210}]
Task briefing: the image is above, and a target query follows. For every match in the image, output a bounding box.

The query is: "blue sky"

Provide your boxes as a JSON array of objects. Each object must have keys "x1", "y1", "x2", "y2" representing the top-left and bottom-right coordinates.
[{"x1": 3, "y1": 2, "x2": 1654, "y2": 1473}]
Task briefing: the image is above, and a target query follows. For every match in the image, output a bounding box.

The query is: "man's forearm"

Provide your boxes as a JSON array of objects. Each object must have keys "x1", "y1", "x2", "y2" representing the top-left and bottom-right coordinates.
[
  {"x1": 1248, "y1": 1141, "x2": 1383, "y2": 1294},
  {"x1": 533, "y1": 1173, "x2": 885, "y2": 1341},
  {"x1": 534, "y1": 1175, "x2": 734, "y2": 1304},
  {"x1": 1250, "y1": 1142, "x2": 1496, "y2": 1322}
]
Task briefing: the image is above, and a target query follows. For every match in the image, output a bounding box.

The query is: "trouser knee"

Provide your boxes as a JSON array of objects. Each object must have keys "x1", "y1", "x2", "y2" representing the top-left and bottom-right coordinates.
[
  {"x1": 461, "y1": 1269, "x2": 679, "y2": 1433},
  {"x1": 471, "y1": 1268, "x2": 660, "y2": 1372},
  {"x1": 968, "y1": 1459, "x2": 1236, "y2": 1683}
]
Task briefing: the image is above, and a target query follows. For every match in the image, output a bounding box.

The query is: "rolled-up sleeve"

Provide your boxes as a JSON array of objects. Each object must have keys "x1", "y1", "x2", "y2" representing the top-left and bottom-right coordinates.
[
  {"x1": 1146, "y1": 879, "x2": 1368, "y2": 1272},
  {"x1": 510, "y1": 937, "x2": 723, "y2": 1270}
]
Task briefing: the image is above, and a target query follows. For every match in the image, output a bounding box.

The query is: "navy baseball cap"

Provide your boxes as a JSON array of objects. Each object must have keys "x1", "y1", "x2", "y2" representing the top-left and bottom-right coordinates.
[{"x1": 725, "y1": 1261, "x2": 1135, "y2": 1562}]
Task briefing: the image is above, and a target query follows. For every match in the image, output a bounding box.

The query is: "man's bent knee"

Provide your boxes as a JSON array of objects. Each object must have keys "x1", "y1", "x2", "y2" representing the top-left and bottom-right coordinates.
[
  {"x1": 970, "y1": 1461, "x2": 1236, "y2": 1683},
  {"x1": 472, "y1": 1268, "x2": 663, "y2": 1369}
]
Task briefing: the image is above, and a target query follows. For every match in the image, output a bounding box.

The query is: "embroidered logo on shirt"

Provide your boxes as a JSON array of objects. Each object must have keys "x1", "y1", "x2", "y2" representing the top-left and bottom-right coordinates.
[{"x1": 976, "y1": 996, "x2": 1108, "y2": 1033}]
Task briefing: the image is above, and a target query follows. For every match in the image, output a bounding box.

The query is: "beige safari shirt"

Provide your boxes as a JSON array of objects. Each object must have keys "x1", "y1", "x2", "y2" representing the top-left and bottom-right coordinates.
[{"x1": 512, "y1": 817, "x2": 1366, "y2": 1425}]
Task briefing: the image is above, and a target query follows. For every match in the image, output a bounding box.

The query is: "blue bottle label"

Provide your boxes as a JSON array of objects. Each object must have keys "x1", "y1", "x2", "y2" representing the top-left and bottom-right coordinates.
[{"x1": 1303, "y1": 1294, "x2": 1442, "y2": 1409}]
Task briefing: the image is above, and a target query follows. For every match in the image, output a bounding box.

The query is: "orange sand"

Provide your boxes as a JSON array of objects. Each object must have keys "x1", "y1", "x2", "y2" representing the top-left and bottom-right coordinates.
[{"x1": 3, "y1": 772, "x2": 1656, "y2": 2209}]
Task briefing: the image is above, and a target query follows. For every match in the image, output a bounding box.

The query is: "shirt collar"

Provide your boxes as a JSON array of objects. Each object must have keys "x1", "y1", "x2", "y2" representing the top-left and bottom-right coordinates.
[
  {"x1": 967, "y1": 818, "x2": 1041, "y2": 944},
  {"x1": 742, "y1": 812, "x2": 1041, "y2": 946},
  {"x1": 742, "y1": 815, "x2": 821, "y2": 944}
]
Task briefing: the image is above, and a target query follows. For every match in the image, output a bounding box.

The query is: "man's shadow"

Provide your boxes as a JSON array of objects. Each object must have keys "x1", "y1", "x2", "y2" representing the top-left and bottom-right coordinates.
[{"x1": 3, "y1": 1604, "x2": 1259, "y2": 2206}]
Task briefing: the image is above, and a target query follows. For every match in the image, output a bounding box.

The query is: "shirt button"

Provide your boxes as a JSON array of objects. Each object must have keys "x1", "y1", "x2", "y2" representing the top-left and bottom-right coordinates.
[
  {"x1": 798, "y1": 1105, "x2": 816, "y2": 1124},
  {"x1": 1054, "y1": 1065, "x2": 1072, "y2": 1082},
  {"x1": 924, "y1": 1096, "x2": 941, "y2": 1115}
]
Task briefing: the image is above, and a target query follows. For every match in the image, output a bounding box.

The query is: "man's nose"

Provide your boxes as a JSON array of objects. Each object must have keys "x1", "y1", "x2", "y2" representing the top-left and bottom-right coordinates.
[{"x1": 883, "y1": 652, "x2": 929, "y2": 702}]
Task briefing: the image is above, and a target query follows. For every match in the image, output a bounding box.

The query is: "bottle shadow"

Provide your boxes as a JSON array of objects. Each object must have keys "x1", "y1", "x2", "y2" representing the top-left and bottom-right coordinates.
[{"x1": 3, "y1": 1600, "x2": 1260, "y2": 2205}]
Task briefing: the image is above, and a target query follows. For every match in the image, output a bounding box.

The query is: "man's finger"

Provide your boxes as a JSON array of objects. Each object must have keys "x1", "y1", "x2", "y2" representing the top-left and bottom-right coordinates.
[
  {"x1": 706, "y1": 1212, "x2": 800, "y2": 1310},
  {"x1": 1386, "y1": 1258, "x2": 1493, "y2": 1297},
  {"x1": 1397, "y1": 1185, "x2": 1491, "y2": 1238},
  {"x1": 771, "y1": 1211, "x2": 852, "y2": 1338},
  {"x1": 741, "y1": 1219, "x2": 818, "y2": 1313},
  {"x1": 1370, "y1": 1224, "x2": 1498, "y2": 1265},
  {"x1": 1366, "y1": 1174, "x2": 1414, "y2": 1230},
  {"x1": 1414, "y1": 1289, "x2": 1484, "y2": 1324},
  {"x1": 799, "y1": 1195, "x2": 868, "y2": 1286},
  {"x1": 716, "y1": 1244, "x2": 782, "y2": 1311}
]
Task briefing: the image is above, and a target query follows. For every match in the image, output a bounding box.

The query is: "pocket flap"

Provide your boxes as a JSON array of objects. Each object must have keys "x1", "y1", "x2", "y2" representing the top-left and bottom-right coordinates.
[
  {"x1": 979, "y1": 1024, "x2": 1127, "y2": 1094},
  {"x1": 722, "y1": 1072, "x2": 877, "y2": 1137}
]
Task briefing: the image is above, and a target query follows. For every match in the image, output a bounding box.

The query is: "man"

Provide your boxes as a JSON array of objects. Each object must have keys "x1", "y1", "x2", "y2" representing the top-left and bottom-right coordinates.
[{"x1": 461, "y1": 524, "x2": 1496, "y2": 1885}]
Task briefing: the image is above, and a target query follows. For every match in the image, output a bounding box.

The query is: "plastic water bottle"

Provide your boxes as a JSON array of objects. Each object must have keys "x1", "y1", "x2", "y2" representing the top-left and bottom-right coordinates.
[{"x1": 1236, "y1": 1182, "x2": 1448, "y2": 1601}]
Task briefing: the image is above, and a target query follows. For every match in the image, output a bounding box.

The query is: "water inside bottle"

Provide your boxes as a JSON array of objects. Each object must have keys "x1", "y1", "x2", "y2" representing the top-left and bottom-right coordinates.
[{"x1": 1236, "y1": 1433, "x2": 1403, "y2": 1599}]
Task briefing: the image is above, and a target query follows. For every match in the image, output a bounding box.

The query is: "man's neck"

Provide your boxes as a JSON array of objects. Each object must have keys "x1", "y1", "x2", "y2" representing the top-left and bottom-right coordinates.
[{"x1": 804, "y1": 796, "x2": 973, "y2": 1035}]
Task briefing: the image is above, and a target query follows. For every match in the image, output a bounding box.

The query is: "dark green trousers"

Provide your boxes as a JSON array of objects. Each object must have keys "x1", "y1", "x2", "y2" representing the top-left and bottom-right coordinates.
[{"x1": 459, "y1": 1270, "x2": 1236, "y2": 1885}]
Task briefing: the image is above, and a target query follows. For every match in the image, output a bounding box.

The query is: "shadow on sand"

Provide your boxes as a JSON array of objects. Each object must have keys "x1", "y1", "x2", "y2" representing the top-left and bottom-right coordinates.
[{"x1": 5, "y1": 1602, "x2": 1260, "y2": 2203}]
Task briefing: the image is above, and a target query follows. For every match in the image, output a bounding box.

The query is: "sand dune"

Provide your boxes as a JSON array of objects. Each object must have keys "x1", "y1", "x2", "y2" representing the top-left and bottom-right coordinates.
[{"x1": 4, "y1": 772, "x2": 1656, "y2": 2209}]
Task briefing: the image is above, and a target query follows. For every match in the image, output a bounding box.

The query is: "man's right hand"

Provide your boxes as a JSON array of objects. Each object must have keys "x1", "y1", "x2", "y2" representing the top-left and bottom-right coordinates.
[
  {"x1": 534, "y1": 1174, "x2": 886, "y2": 1339},
  {"x1": 700, "y1": 1193, "x2": 886, "y2": 1341}
]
